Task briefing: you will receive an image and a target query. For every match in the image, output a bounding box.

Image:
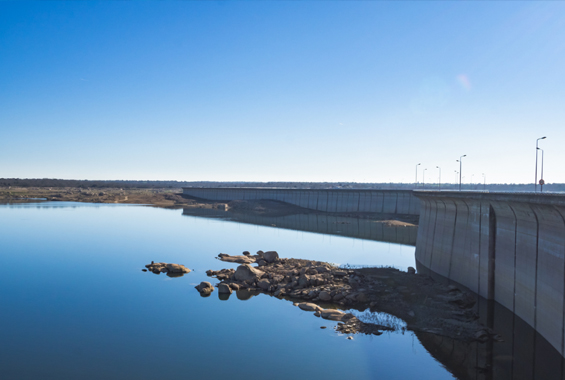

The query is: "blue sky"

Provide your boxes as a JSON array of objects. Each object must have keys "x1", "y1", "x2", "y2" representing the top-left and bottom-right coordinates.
[{"x1": 1, "y1": 1, "x2": 564, "y2": 184}]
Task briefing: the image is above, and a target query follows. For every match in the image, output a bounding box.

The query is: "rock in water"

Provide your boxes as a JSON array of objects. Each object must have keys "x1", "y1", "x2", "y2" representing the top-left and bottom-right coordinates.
[
  {"x1": 321, "y1": 309, "x2": 346, "y2": 321},
  {"x1": 218, "y1": 283, "x2": 232, "y2": 294},
  {"x1": 234, "y1": 264, "x2": 264, "y2": 282},
  {"x1": 195, "y1": 282, "x2": 214, "y2": 293},
  {"x1": 298, "y1": 303, "x2": 323, "y2": 312},
  {"x1": 145, "y1": 262, "x2": 191, "y2": 274}
]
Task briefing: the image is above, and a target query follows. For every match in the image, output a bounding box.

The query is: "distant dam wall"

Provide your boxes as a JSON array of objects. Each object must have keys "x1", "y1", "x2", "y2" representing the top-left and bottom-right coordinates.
[
  {"x1": 414, "y1": 191, "x2": 565, "y2": 357},
  {"x1": 182, "y1": 207, "x2": 418, "y2": 246},
  {"x1": 182, "y1": 188, "x2": 420, "y2": 216}
]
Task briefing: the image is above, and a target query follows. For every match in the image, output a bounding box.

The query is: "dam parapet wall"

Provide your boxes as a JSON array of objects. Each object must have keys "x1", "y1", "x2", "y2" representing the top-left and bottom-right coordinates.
[
  {"x1": 414, "y1": 190, "x2": 565, "y2": 357},
  {"x1": 182, "y1": 187, "x2": 420, "y2": 216}
]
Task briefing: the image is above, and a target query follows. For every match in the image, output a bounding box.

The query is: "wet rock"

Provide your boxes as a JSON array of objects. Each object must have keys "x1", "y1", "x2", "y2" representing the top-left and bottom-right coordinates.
[
  {"x1": 320, "y1": 326, "x2": 327, "y2": 329},
  {"x1": 234, "y1": 264, "x2": 264, "y2": 282},
  {"x1": 142, "y1": 269, "x2": 147, "y2": 272},
  {"x1": 347, "y1": 336, "x2": 353, "y2": 340}
]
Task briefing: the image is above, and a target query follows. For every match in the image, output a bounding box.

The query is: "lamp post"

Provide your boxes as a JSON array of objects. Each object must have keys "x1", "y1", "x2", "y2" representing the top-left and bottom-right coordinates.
[
  {"x1": 436, "y1": 166, "x2": 441, "y2": 190},
  {"x1": 415, "y1": 163, "x2": 421, "y2": 187},
  {"x1": 482, "y1": 173, "x2": 486, "y2": 191},
  {"x1": 457, "y1": 155, "x2": 466, "y2": 191},
  {"x1": 538, "y1": 147, "x2": 545, "y2": 192},
  {"x1": 535, "y1": 136, "x2": 546, "y2": 192},
  {"x1": 423, "y1": 168, "x2": 427, "y2": 188}
]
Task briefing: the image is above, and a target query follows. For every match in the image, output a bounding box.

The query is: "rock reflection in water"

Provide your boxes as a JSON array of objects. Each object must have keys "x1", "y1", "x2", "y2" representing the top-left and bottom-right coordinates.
[
  {"x1": 182, "y1": 208, "x2": 417, "y2": 246},
  {"x1": 236, "y1": 289, "x2": 260, "y2": 301},
  {"x1": 414, "y1": 293, "x2": 565, "y2": 380}
]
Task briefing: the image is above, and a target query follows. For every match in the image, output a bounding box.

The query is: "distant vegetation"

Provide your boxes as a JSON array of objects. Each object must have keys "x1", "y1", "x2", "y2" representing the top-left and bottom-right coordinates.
[{"x1": 1, "y1": 178, "x2": 564, "y2": 193}]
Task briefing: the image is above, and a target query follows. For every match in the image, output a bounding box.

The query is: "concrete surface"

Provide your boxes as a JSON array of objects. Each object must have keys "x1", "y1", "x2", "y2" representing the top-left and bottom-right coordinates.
[{"x1": 415, "y1": 191, "x2": 565, "y2": 357}]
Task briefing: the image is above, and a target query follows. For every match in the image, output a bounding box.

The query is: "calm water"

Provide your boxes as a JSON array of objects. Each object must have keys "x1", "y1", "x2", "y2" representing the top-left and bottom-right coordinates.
[{"x1": 0, "y1": 202, "x2": 455, "y2": 380}]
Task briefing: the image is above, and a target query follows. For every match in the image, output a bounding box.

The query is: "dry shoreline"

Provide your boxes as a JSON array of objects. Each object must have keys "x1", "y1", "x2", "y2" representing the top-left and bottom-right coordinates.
[{"x1": 0, "y1": 186, "x2": 418, "y2": 225}]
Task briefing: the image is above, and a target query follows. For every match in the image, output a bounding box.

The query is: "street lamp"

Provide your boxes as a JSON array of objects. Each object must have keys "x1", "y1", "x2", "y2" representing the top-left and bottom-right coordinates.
[
  {"x1": 482, "y1": 173, "x2": 486, "y2": 191},
  {"x1": 436, "y1": 166, "x2": 441, "y2": 190},
  {"x1": 456, "y1": 155, "x2": 466, "y2": 191},
  {"x1": 535, "y1": 136, "x2": 546, "y2": 193},
  {"x1": 415, "y1": 163, "x2": 421, "y2": 187},
  {"x1": 538, "y1": 147, "x2": 545, "y2": 192},
  {"x1": 423, "y1": 168, "x2": 427, "y2": 188}
]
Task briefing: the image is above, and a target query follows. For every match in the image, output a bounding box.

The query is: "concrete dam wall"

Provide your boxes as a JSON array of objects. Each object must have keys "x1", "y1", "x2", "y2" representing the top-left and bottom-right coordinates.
[
  {"x1": 182, "y1": 207, "x2": 418, "y2": 246},
  {"x1": 182, "y1": 188, "x2": 420, "y2": 215},
  {"x1": 414, "y1": 191, "x2": 565, "y2": 357}
]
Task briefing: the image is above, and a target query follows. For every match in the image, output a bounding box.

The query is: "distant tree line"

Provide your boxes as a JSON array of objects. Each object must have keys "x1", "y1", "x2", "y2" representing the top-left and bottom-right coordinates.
[{"x1": 1, "y1": 178, "x2": 564, "y2": 193}]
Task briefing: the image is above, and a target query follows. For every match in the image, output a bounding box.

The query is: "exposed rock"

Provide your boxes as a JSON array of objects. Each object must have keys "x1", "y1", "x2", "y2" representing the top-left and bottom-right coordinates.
[
  {"x1": 298, "y1": 303, "x2": 323, "y2": 312},
  {"x1": 196, "y1": 282, "x2": 214, "y2": 293},
  {"x1": 321, "y1": 309, "x2": 346, "y2": 321},
  {"x1": 145, "y1": 262, "x2": 191, "y2": 275},
  {"x1": 263, "y1": 251, "x2": 279, "y2": 263},
  {"x1": 257, "y1": 279, "x2": 271, "y2": 291},
  {"x1": 234, "y1": 264, "x2": 265, "y2": 282},
  {"x1": 242, "y1": 251, "x2": 251, "y2": 256},
  {"x1": 218, "y1": 283, "x2": 232, "y2": 294},
  {"x1": 319, "y1": 291, "x2": 332, "y2": 301}
]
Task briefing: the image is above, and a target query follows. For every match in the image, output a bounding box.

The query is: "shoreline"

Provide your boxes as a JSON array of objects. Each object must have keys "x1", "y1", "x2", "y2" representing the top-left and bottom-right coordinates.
[{"x1": 0, "y1": 186, "x2": 418, "y2": 225}]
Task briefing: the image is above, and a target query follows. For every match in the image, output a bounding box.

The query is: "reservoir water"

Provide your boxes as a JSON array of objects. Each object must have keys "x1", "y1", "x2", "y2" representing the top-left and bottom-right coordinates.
[{"x1": 3, "y1": 202, "x2": 563, "y2": 379}]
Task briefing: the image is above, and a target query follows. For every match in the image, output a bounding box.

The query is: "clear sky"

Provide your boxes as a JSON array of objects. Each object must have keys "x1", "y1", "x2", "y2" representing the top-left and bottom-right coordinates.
[{"x1": 1, "y1": 1, "x2": 564, "y2": 184}]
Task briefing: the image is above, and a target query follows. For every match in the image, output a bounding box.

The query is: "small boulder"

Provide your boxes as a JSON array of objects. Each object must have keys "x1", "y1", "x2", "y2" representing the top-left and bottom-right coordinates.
[
  {"x1": 234, "y1": 264, "x2": 265, "y2": 282},
  {"x1": 263, "y1": 251, "x2": 279, "y2": 263},
  {"x1": 242, "y1": 251, "x2": 251, "y2": 256},
  {"x1": 319, "y1": 291, "x2": 332, "y2": 301},
  {"x1": 321, "y1": 309, "x2": 346, "y2": 321},
  {"x1": 218, "y1": 283, "x2": 232, "y2": 294},
  {"x1": 257, "y1": 279, "x2": 271, "y2": 291},
  {"x1": 195, "y1": 282, "x2": 214, "y2": 293},
  {"x1": 298, "y1": 303, "x2": 323, "y2": 312},
  {"x1": 407, "y1": 266, "x2": 416, "y2": 274}
]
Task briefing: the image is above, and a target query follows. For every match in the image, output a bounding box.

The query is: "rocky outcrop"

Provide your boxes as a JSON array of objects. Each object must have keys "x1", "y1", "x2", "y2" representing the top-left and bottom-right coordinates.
[
  {"x1": 205, "y1": 252, "x2": 490, "y2": 342},
  {"x1": 144, "y1": 261, "x2": 191, "y2": 276}
]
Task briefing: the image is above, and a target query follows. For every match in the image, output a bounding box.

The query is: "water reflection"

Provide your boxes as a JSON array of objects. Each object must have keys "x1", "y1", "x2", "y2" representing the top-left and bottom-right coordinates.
[
  {"x1": 417, "y1": 263, "x2": 565, "y2": 380},
  {"x1": 182, "y1": 208, "x2": 418, "y2": 246}
]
